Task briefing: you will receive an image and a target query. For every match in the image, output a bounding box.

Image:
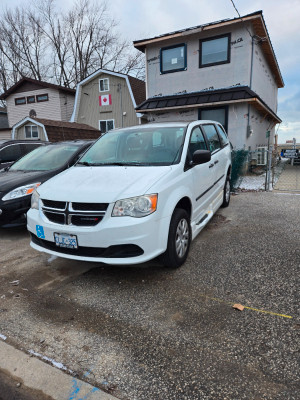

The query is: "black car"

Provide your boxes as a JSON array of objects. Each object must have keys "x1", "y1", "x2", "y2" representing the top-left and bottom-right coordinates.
[
  {"x1": 0, "y1": 141, "x2": 93, "y2": 227},
  {"x1": 0, "y1": 140, "x2": 45, "y2": 170}
]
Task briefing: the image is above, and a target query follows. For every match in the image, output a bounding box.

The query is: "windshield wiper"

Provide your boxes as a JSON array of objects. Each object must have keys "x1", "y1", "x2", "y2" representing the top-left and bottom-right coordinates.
[{"x1": 77, "y1": 161, "x2": 94, "y2": 166}]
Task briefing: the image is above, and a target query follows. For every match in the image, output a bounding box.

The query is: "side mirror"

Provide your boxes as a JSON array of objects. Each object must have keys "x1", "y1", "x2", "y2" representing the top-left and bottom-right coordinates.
[{"x1": 192, "y1": 150, "x2": 211, "y2": 165}]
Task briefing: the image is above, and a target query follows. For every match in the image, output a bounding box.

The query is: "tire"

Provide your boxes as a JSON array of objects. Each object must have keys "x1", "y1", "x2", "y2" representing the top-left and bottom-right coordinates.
[
  {"x1": 160, "y1": 208, "x2": 191, "y2": 268},
  {"x1": 221, "y1": 176, "x2": 231, "y2": 208}
]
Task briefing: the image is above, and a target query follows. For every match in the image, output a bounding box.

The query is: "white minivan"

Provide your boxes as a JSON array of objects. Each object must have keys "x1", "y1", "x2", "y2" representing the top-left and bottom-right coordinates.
[{"x1": 27, "y1": 121, "x2": 231, "y2": 268}]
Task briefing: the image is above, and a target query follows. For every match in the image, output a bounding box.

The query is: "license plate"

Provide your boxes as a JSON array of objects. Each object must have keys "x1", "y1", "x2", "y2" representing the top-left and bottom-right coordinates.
[{"x1": 54, "y1": 233, "x2": 78, "y2": 249}]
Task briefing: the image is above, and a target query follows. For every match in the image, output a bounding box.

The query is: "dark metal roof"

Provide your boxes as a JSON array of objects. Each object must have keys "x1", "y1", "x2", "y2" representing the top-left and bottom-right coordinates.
[{"x1": 136, "y1": 86, "x2": 281, "y2": 123}]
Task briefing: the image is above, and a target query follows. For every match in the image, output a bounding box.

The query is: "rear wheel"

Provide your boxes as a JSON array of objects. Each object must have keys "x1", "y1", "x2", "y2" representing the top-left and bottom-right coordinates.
[
  {"x1": 221, "y1": 176, "x2": 231, "y2": 208},
  {"x1": 160, "y1": 208, "x2": 191, "y2": 268}
]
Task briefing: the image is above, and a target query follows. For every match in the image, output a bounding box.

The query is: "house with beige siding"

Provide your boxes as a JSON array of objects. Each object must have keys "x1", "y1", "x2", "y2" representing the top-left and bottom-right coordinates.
[
  {"x1": 0, "y1": 77, "x2": 75, "y2": 138},
  {"x1": 70, "y1": 69, "x2": 146, "y2": 133},
  {"x1": 0, "y1": 107, "x2": 10, "y2": 139}
]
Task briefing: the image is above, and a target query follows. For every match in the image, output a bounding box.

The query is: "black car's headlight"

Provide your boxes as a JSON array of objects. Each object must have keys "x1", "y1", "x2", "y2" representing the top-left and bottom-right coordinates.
[{"x1": 2, "y1": 183, "x2": 41, "y2": 201}]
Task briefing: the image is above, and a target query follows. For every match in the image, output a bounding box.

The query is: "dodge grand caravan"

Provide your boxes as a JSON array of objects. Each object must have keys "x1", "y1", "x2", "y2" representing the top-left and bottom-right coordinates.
[{"x1": 27, "y1": 121, "x2": 231, "y2": 268}]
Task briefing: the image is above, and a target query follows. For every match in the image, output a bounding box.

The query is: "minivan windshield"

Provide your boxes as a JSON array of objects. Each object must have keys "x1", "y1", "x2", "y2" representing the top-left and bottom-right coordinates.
[
  {"x1": 78, "y1": 126, "x2": 186, "y2": 166},
  {"x1": 10, "y1": 144, "x2": 80, "y2": 171}
]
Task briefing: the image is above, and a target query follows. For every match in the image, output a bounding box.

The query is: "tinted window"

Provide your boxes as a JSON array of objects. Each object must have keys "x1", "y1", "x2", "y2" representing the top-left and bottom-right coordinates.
[
  {"x1": 0, "y1": 144, "x2": 22, "y2": 162},
  {"x1": 161, "y1": 44, "x2": 186, "y2": 73},
  {"x1": 189, "y1": 127, "x2": 207, "y2": 155},
  {"x1": 21, "y1": 143, "x2": 43, "y2": 155},
  {"x1": 202, "y1": 125, "x2": 221, "y2": 153},
  {"x1": 215, "y1": 125, "x2": 229, "y2": 147}
]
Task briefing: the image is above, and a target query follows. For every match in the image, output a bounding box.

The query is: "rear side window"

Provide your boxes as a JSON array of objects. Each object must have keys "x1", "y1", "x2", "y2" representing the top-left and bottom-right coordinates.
[
  {"x1": 202, "y1": 124, "x2": 221, "y2": 153},
  {"x1": 215, "y1": 124, "x2": 229, "y2": 147},
  {"x1": 0, "y1": 144, "x2": 22, "y2": 162}
]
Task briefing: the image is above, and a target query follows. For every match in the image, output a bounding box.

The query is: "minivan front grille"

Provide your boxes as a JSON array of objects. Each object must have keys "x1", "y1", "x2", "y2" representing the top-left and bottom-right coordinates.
[{"x1": 41, "y1": 200, "x2": 109, "y2": 227}]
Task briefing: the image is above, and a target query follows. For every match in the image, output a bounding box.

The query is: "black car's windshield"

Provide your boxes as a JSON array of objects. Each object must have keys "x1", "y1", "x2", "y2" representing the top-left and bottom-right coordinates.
[
  {"x1": 10, "y1": 144, "x2": 80, "y2": 171},
  {"x1": 78, "y1": 126, "x2": 186, "y2": 166}
]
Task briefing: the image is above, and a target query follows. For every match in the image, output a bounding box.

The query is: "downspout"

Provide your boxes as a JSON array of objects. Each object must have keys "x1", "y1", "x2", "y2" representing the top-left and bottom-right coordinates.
[{"x1": 247, "y1": 36, "x2": 255, "y2": 135}]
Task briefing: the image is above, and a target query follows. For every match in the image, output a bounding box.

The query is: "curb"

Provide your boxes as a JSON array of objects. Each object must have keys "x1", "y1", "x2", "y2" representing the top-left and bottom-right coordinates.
[{"x1": 0, "y1": 340, "x2": 118, "y2": 400}]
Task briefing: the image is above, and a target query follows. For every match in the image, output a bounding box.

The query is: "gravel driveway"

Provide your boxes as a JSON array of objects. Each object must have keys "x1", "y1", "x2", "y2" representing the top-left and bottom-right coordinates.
[{"x1": 0, "y1": 192, "x2": 299, "y2": 399}]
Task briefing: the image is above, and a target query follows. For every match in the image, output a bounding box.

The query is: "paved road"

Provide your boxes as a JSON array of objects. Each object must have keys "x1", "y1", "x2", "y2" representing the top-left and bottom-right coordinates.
[{"x1": 0, "y1": 192, "x2": 299, "y2": 399}]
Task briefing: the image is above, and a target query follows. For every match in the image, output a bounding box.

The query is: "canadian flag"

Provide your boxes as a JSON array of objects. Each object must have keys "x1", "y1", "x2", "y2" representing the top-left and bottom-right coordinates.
[{"x1": 99, "y1": 94, "x2": 112, "y2": 106}]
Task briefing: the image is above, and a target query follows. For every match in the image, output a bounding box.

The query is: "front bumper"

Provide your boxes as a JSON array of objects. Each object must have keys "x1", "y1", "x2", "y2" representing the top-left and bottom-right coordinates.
[
  {"x1": 27, "y1": 208, "x2": 170, "y2": 265},
  {"x1": 0, "y1": 196, "x2": 31, "y2": 228}
]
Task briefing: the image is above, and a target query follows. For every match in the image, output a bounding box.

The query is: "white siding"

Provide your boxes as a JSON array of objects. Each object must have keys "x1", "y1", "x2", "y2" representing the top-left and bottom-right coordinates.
[{"x1": 59, "y1": 92, "x2": 75, "y2": 121}]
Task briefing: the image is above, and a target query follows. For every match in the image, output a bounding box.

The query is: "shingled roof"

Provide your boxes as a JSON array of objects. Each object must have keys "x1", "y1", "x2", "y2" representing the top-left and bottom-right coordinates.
[
  {"x1": 136, "y1": 86, "x2": 281, "y2": 123},
  {"x1": 0, "y1": 77, "x2": 75, "y2": 100}
]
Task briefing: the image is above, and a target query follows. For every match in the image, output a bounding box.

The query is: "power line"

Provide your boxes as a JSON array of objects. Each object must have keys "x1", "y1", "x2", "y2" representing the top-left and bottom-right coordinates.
[{"x1": 229, "y1": 0, "x2": 253, "y2": 39}]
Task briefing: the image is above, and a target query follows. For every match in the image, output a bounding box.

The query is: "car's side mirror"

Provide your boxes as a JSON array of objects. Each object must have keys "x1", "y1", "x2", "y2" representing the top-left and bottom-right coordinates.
[{"x1": 191, "y1": 150, "x2": 211, "y2": 165}]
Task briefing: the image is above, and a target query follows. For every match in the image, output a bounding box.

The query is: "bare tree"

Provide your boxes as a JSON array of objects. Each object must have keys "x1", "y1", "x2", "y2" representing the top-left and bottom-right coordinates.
[{"x1": 0, "y1": 0, "x2": 144, "y2": 98}]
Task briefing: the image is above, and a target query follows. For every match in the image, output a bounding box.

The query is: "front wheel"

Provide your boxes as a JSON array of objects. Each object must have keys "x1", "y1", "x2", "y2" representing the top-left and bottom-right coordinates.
[
  {"x1": 160, "y1": 208, "x2": 191, "y2": 268},
  {"x1": 221, "y1": 176, "x2": 231, "y2": 208}
]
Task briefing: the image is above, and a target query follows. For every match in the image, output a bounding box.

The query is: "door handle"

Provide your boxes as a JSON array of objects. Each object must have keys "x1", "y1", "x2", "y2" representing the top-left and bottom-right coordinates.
[
  {"x1": 214, "y1": 160, "x2": 219, "y2": 165},
  {"x1": 209, "y1": 163, "x2": 214, "y2": 168}
]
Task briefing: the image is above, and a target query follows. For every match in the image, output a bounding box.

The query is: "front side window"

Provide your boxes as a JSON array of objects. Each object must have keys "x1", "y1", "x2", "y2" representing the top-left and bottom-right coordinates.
[
  {"x1": 36, "y1": 94, "x2": 48, "y2": 102},
  {"x1": 79, "y1": 126, "x2": 187, "y2": 166},
  {"x1": 199, "y1": 34, "x2": 230, "y2": 67},
  {"x1": 99, "y1": 78, "x2": 109, "y2": 92},
  {"x1": 15, "y1": 97, "x2": 26, "y2": 105},
  {"x1": 160, "y1": 43, "x2": 187, "y2": 73},
  {"x1": 202, "y1": 124, "x2": 221, "y2": 153},
  {"x1": 199, "y1": 107, "x2": 228, "y2": 132},
  {"x1": 99, "y1": 120, "x2": 114, "y2": 133},
  {"x1": 215, "y1": 124, "x2": 229, "y2": 147},
  {"x1": 188, "y1": 127, "x2": 207, "y2": 155},
  {"x1": 25, "y1": 125, "x2": 39, "y2": 139}
]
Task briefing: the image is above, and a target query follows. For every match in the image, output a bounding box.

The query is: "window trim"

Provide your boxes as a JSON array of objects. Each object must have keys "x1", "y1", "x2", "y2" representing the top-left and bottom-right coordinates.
[
  {"x1": 27, "y1": 95, "x2": 36, "y2": 104},
  {"x1": 15, "y1": 97, "x2": 26, "y2": 106},
  {"x1": 24, "y1": 124, "x2": 39, "y2": 139},
  {"x1": 99, "y1": 78, "x2": 110, "y2": 92},
  {"x1": 99, "y1": 119, "x2": 115, "y2": 133},
  {"x1": 36, "y1": 93, "x2": 49, "y2": 102},
  {"x1": 199, "y1": 33, "x2": 231, "y2": 68},
  {"x1": 198, "y1": 106, "x2": 228, "y2": 133},
  {"x1": 160, "y1": 43, "x2": 187, "y2": 74}
]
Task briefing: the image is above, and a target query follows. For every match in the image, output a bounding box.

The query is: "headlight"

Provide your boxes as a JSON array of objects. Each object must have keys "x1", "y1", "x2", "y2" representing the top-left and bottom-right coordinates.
[
  {"x1": 2, "y1": 183, "x2": 41, "y2": 201},
  {"x1": 31, "y1": 189, "x2": 40, "y2": 210},
  {"x1": 112, "y1": 194, "x2": 158, "y2": 217}
]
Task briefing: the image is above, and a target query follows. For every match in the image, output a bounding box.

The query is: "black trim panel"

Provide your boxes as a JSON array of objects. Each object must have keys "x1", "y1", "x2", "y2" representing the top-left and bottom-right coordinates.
[{"x1": 196, "y1": 174, "x2": 225, "y2": 201}]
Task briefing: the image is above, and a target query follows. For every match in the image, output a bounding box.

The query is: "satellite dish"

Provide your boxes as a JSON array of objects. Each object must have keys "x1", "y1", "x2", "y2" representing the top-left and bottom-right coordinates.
[{"x1": 29, "y1": 109, "x2": 37, "y2": 118}]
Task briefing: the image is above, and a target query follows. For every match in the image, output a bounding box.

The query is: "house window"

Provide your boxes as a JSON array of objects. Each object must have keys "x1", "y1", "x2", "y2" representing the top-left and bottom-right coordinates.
[
  {"x1": 199, "y1": 34, "x2": 230, "y2": 67},
  {"x1": 99, "y1": 78, "x2": 109, "y2": 92},
  {"x1": 27, "y1": 96, "x2": 35, "y2": 104},
  {"x1": 99, "y1": 120, "x2": 114, "y2": 133},
  {"x1": 36, "y1": 94, "x2": 48, "y2": 102},
  {"x1": 15, "y1": 97, "x2": 26, "y2": 105},
  {"x1": 25, "y1": 125, "x2": 39, "y2": 139},
  {"x1": 198, "y1": 107, "x2": 228, "y2": 132},
  {"x1": 160, "y1": 43, "x2": 187, "y2": 73}
]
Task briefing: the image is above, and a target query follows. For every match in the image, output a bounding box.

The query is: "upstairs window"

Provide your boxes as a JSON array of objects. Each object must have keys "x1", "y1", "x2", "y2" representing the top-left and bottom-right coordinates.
[
  {"x1": 99, "y1": 78, "x2": 109, "y2": 92},
  {"x1": 199, "y1": 34, "x2": 230, "y2": 67},
  {"x1": 36, "y1": 94, "x2": 48, "y2": 102},
  {"x1": 160, "y1": 43, "x2": 187, "y2": 74},
  {"x1": 25, "y1": 125, "x2": 39, "y2": 139},
  {"x1": 27, "y1": 96, "x2": 35, "y2": 104},
  {"x1": 15, "y1": 97, "x2": 26, "y2": 105}
]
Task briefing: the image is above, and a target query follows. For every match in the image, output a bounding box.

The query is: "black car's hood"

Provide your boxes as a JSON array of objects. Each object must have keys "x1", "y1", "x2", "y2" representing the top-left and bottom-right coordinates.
[{"x1": 0, "y1": 170, "x2": 60, "y2": 194}]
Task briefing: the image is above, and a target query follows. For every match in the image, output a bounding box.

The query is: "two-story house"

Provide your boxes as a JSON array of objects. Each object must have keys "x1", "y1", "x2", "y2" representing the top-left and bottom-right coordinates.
[
  {"x1": 0, "y1": 77, "x2": 76, "y2": 138},
  {"x1": 134, "y1": 11, "x2": 283, "y2": 154},
  {"x1": 70, "y1": 69, "x2": 146, "y2": 132}
]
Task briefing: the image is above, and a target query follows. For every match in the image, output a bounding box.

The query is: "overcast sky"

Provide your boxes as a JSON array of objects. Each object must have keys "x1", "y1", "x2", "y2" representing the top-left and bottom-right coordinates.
[{"x1": 1, "y1": 0, "x2": 299, "y2": 143}]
